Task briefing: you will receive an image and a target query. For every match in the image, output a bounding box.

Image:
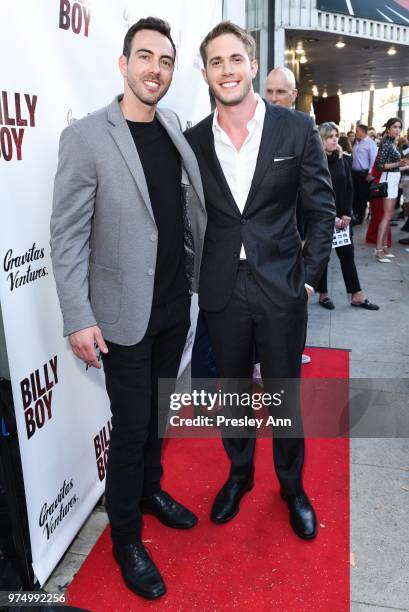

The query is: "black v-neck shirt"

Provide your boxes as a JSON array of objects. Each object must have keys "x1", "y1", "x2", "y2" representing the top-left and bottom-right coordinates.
[{"x1": 127, "y1": 117, "x2": 188, "y2": 306}]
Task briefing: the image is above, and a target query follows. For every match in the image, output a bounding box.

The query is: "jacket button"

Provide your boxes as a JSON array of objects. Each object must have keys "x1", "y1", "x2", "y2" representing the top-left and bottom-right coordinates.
[
  {"x1": 150, "y1": 233, "x2": 157, "y2": 241},
  {"x1": 148, "y1": 269, "x2": 154, "y2": 276},
  {"x1": 240, "y1": 218, "x2": 246, "y2": 224}
]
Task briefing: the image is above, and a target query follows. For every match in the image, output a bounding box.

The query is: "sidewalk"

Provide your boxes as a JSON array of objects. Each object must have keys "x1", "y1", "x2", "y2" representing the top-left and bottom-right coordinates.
[
  {"x1": 307, "y1": 222, "x2": 409, "y2": 612},
  {"x1": 45, "y1": 222, "x2": 409, "y2": 611}
]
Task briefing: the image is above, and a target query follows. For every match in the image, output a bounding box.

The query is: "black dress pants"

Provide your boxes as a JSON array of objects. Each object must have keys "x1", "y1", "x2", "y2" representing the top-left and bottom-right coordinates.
[
  {"x1": 352, "y1": 171, "x2": 370, "y2": 222},
  {"x1": 101, "y1": 294, "x2": 190, "y2": 545},
  {"x1": 317, "y1": 239, "x2": 361, "y2": 294},
  {"x1": 204, "y1": 262, "x2": 307, "y2": 495}
]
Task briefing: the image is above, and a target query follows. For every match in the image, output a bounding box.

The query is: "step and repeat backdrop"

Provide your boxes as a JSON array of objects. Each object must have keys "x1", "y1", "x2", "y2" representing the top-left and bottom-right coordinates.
[{"x1": 0, "y1": 0, "x2": 222, "y2": 585}]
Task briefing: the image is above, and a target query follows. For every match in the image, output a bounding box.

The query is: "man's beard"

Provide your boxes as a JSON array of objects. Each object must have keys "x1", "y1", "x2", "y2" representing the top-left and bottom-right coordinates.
[{"x1": 209, "y1": 79, "x2": 252, "y2": 107}]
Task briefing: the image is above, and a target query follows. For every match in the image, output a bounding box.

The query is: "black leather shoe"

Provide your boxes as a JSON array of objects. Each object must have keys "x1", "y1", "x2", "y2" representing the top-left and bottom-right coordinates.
[
  {"x1": 280, "y1": 489, "x2": 317, "y2": 540},
  {"x1": 351, "y1": 299, "x2": 379, "y2": 311},
  {"x1": 211, "y1": 473, "x2": 254, "y2": 524},
  {"x1": 141, "y1": 490, "x2": 198, "y2": 529},
  {"x1": 319, "y1": 297, "x2": 335, "y2": 310},
  {"x1": 113, "y1": 542, "x2": 166, "y2": 599}
]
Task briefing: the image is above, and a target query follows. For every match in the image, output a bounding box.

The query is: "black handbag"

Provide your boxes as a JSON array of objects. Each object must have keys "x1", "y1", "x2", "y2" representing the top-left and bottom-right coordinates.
[{"x1": 369, "y1": 177, "x2": 388, "y2": 200}]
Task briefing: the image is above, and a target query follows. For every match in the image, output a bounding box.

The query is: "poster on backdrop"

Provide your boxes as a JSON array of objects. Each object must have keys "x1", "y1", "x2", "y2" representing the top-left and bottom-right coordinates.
[{"x1": 0, "y1": 0, "x2": 221, "y2": 584}]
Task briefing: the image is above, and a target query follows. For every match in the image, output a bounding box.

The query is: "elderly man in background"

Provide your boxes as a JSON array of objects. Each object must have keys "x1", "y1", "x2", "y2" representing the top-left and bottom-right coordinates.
[
  {"x1": 265, "y1": 66, "x2": 298, "y2": 108},
  {"x1": 352, "y1": 124, "x2": 378, "y2": 224}
]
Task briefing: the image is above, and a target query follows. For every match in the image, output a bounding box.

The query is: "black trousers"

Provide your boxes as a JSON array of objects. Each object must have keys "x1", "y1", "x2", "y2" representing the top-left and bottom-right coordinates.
[
  {"x1": 101, "y1": 294, "x2": 190, "y2": 545},
  {"x1": 191, "y1": 310, "x2": 218, "y2": 379},
  {"x1": 317, "y1": 239, "x2": 361, "y2": 294},
  {"x1": 352, "y1": 171, "x2": 370, "y2": 221},
  {"x1": 204, "y1": 262, "x2": 307, "y2": 495}
]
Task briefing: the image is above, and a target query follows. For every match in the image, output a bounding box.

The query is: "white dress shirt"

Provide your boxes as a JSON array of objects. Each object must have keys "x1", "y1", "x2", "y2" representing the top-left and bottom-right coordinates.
[{"x1": 212, "y1": 93, "x2": 265, "y2": 259}]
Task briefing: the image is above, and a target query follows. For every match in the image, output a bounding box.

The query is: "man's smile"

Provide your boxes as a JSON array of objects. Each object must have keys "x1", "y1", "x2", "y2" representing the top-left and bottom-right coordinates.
[{"x1": 220, "y1": 80, "x2": 240, "y2": 89}]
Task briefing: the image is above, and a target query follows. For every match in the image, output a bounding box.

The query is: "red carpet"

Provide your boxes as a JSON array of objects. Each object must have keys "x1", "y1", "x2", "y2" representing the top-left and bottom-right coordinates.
[{"x1": 68, "y1": 347, "x2": 349, "y2": 611}]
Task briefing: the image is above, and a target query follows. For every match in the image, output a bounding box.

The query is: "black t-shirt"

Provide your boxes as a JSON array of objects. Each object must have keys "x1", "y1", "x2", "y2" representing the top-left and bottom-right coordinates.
[{"x1": 127, "y1": 117, "x2": 188, "y2": 306}]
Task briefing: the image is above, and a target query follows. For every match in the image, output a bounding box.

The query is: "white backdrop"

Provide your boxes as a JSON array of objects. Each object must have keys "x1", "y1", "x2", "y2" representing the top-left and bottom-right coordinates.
[{"x1": 0, "y1": 0, "x2": 222, "y2": 585}]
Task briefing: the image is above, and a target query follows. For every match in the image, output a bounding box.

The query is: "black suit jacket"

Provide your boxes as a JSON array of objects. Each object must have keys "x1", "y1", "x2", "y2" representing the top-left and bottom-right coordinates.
[{"x1": 185, "y1": 101, "x2": 336, "y2": 312}]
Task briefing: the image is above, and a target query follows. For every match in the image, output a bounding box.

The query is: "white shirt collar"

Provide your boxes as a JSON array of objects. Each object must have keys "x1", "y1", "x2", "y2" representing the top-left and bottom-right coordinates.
[{"x1": 212, "y1": 93, "x2": 266, "y2": 132}]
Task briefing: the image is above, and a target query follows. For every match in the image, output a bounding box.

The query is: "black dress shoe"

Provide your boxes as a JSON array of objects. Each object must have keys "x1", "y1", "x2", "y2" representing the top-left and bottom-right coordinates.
[
  {"x1": 113, "y1": 542, "x2": 166, "y2": 599},
  {"x1": 351, "y1": 299, "x2": 379, "y2": 311},
  {"x1": 280, "y1": 489, "x2": 317, "y2": 540},
  {"x1": 141, "y1": 490, "x2": 198, "y2": 529},
  {"x1": 211, "y1": 473, "x2": 254, "y2": 524},
  {"x1": 399, "y1": 237, "x2": 409, "y2": 245},
  {"x1": 319, "y1": 297, "x2": 335, "y2": 310}
]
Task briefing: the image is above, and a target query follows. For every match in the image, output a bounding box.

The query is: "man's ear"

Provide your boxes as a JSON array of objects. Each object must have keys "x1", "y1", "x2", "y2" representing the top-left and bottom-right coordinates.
[
  {"x1": 201, "y1": 67, "x2": 209, "y2": 85},
  {"x1": 251, "y1": 59, "x2": 258, "y2": 79},
  {"x1": 292, "y1": 88, "x2": 299, "y2": 103},
  {"x1": 118, "y1": 55, "x2": 128, "y2": 77}
]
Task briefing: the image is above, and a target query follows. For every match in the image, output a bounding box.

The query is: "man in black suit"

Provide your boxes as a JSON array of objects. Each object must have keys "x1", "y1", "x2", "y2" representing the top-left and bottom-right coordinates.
[{"x1": 185, "y1": 22, "x2": 335, "y2": 539}]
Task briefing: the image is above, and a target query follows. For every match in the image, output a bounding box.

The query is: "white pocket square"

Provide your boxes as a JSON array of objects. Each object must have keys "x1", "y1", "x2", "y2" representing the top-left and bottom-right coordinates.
[{"x1": 273, "y1": 156, "x2": 295, "y2": 162}]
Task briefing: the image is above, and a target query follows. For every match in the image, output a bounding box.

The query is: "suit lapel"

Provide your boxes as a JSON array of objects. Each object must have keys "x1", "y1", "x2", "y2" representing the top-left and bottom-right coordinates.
[
  {"x1": 199, "y1": 117, "x2": 241, "y2": 216},
  {"x1": 156, "y1": 109, "x2": 206, "y2": 211},
  {"x1": 107, "y1": 97, "x2": 155, "y2": 221},
  {"x1": 243, "y1": 102, "x2": 285, "y2": 215}
]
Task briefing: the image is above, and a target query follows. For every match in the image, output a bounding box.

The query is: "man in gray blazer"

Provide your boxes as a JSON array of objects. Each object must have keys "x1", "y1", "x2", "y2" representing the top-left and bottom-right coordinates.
[{"x1": 51, "y1": 17, "x2": 206, "y2": 600}]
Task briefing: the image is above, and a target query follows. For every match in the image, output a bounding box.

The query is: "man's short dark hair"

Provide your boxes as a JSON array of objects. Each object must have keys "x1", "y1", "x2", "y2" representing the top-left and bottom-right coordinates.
[
  {"x1": 200, "y1": 21, "x2": 256, "y2": 66},
  {"x1": 123, "y1": 17, "x2": 176, "y2": 60},
  {"x1": 357, "y1": 124, "x2": 368, "y2": 134}
]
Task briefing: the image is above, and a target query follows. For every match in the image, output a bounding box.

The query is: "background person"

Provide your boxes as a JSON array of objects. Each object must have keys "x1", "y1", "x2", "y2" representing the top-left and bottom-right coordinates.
[
  {"x1": 338, "y1": 135, "x2": 353, "y2": 157},
  {"x1": 368, "y1": 127, "x2": 377, "y2": 141},
  {"x1": 265, "y1": 66, "x2": 298, "y2": 107},
  {"x1": 398, "y1": 144, "x2": 409, "y2": 244},
  {"x1": 374, "y1": 117, "x2": 409, "y2": 261},
  {"x1": 317, "y1": 123, "x2": 379, "y2": 311},
  {"x1": 351, "y1": 124, "x2": 378, "y2": 225},
  {"x1": 347, "y1": 130, "x2": 356, "y2": 149}
]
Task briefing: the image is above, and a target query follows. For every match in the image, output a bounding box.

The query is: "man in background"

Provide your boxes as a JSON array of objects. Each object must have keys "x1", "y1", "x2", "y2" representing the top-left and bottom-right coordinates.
[
  {"x1": 352, "y1": 124, "x2": 378, "y2": 224},
  {"x1": 265, "y1": 67, "x2": 298, "y2": 108}
]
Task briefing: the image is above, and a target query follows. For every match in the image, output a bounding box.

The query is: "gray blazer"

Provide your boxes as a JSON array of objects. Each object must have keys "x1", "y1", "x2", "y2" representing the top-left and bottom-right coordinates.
[{"x1": 50, "y1": 96, "x2": 206, "y2": 345}]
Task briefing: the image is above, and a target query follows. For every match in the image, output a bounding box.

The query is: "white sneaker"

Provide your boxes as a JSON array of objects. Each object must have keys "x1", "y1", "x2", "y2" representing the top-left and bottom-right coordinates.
[{"x1": 302, "y1": 354, "x2": 311, "y2": 365}]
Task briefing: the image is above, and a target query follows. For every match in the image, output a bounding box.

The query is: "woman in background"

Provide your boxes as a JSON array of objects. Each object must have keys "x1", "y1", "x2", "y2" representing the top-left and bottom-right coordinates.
[
  {"x1": 317, "y1": 123, "x2": 379, "y2": 311},
  {"x1": 338, "y1": 135, "x2": 353, "y2": 158},
  {"x1": 374, "y1": 117, "x2": 409, "y2": 261}
]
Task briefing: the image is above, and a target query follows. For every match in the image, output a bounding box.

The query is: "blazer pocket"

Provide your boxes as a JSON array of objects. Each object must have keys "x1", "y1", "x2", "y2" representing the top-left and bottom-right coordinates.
[
  {"x1": 89, "y1": 262, "x2": 122, "y2": 324},
  {"x1": 271, "y1": 156, "x2": 299, "y2": 171}
]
